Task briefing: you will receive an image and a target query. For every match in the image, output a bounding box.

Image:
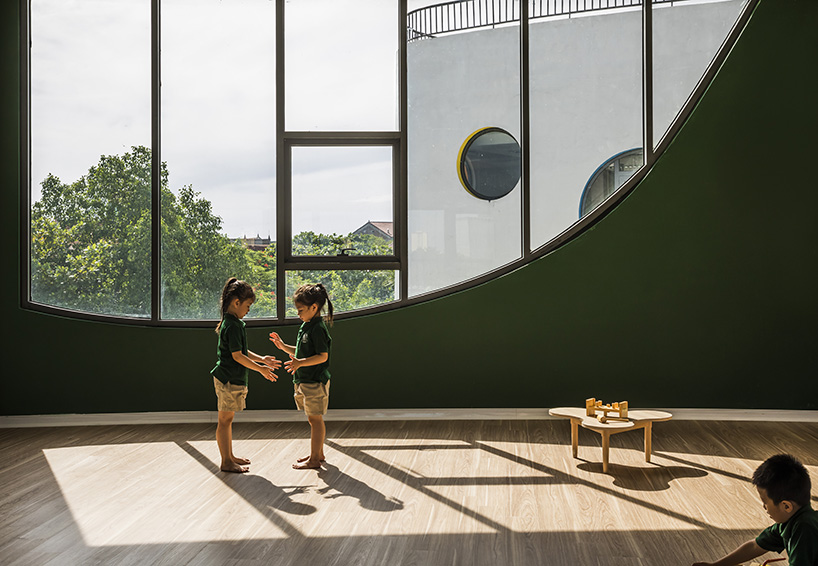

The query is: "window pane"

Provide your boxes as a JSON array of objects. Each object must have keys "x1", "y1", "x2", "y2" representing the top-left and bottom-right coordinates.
[
  {"x1": 30, "y1": 0, "x2": 151, "y2": 317},
  {"x1": 285, "y1": 271, "x2": 398, "y2": 316},
  {"x1": 291, "y1": 146, "x2": 394, "y2": 257},
  {"x1": 653, "y1": 0, "x2": 748, "y2": 146},
  {"x1": 285, "y1": 0, "x2": 398, "y2": 131},
  {"x1": 407, "y1": 2, "x2": 522, "y2": 297},
  {"x1": 160, "y1": 0, "x2": 276, "y2": 320},
  {"x1": 529, "y1": 5, "x2": 643, "y2": 247}
]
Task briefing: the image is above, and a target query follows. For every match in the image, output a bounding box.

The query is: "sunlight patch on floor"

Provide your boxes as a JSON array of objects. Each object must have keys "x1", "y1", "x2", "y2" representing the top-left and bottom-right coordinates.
[
  {"x1": 43, "y1": 442, "x2": 290, "y2": 546},
  {"x1": 41, "y1": 436, "x2": 778, "y2": 548}
]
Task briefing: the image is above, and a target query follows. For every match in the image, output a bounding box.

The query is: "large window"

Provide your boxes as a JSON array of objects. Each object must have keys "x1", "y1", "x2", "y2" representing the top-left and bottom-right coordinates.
[
  {"x1": 528, "y1": 3, "x2": 643, "y2": 248},
  {"x1": 24, "y1": 0, "x2": 756, "y2": 324},
  {"x1": 408, "y1": 0, "x2": 522, "y2": 296},
  {"x1": 30, "y1": 0, "x2": 151, "y2": 318},
  {"x1": 161, "y1": 0, "x2": 276, "y2": 320}
]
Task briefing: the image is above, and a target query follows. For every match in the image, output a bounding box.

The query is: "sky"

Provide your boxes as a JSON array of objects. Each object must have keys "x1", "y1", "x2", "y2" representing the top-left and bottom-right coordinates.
[{"x1": 30, "y1": 0, "x2": 430, "y2": 238}]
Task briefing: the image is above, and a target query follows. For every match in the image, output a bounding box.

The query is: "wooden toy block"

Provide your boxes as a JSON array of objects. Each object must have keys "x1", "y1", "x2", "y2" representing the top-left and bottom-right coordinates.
[{"x1": 585, "y1": 398, "x2": 629, "y2": 422}]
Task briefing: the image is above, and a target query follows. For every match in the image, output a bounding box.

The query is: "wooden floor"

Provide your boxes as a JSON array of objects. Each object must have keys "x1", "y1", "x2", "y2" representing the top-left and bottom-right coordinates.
[{"x1": 1, "y1": 418, "x2": 817, "y2": 566}]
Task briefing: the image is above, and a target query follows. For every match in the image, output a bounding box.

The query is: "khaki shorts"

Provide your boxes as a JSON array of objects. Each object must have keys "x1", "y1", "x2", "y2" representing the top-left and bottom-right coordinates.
[
  {"x1": 294, "y1": 381, "x2": 330, "y2": 416},
  {"x1": 214, "y1": 377, "x2": 248, "y2": 412}
]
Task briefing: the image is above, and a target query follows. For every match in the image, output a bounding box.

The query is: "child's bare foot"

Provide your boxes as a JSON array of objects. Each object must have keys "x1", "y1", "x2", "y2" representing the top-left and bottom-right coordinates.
[
  {"x1": 232, "y1": 456, "x2": 251, "y2": 465},
  {"x1": 221, "y1": 462, "x2": 249, "y2": 473},
  {"x1": 296, "y1": 455, "x2": 326, "y2": 464},
  {"x1": 293, "y1": 459, "x2": 322, "y2": 470}
]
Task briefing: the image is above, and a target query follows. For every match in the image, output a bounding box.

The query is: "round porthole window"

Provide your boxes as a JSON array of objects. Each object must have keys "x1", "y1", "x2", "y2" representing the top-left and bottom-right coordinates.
[
  {"x1": 579, "y1": 148, "x2": 643, "y2": 218},
  {"x1": 457, "y1": 127, "x2": 521, "y2": 201}
]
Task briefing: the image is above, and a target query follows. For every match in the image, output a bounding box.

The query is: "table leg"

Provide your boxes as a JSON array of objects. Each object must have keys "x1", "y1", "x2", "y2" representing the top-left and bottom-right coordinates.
[
  {"x1": 602, "y1": 430, "x2": 610, "y2": 473},
  {"x1": 644, "y1": 421, "x2": 652, "y2": 462},
  {"x1": 571, "y1": 419, "x2": 579, "y2": 458}
]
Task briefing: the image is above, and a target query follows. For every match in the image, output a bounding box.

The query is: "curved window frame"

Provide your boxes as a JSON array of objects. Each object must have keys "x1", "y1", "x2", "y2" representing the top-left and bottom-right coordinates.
[{"x1": 19, "y1": 0, "x2": 759, "y2": 327}]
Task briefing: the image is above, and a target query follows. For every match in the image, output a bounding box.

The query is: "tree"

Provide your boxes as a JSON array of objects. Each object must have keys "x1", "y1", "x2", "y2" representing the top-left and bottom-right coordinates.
[
  {"x1": 288, "y1": 232, "x2": 396, "y2": 314},
  {"x1": 31, "y1": 146, "x2": 273, "y2": 318},
  {"x1": 31, "y1": 146, "x2": 394, "y2": 319},
  {"x1": 31, "y1": 147, "x2": 155, "y2": 315}
]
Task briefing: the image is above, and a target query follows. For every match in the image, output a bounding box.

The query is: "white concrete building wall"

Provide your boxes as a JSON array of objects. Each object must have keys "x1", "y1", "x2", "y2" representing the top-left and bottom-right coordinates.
[{"x1": 407, "y1": 0, "x2": 747, "y2": 297}]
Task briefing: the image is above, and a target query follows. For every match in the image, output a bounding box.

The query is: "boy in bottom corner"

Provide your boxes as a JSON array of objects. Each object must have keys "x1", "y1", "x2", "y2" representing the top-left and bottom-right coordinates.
[{"x1": 693, "y1": 454, "x2": 818, "y2": 566}]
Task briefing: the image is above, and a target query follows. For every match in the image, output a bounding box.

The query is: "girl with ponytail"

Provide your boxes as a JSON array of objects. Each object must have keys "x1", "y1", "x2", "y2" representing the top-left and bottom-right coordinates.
[
  {"x1": 269, "y1": 283, "x2": 334, "y2": 469},
  {"x1": 211, "y1": 278, "x2": 281, "y2": 473}
]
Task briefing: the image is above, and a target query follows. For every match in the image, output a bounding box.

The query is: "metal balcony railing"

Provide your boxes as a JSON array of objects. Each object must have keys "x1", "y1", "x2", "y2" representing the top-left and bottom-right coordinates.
[{"x1": 408, "y1": 0, "x2": 684, "y2": 42}]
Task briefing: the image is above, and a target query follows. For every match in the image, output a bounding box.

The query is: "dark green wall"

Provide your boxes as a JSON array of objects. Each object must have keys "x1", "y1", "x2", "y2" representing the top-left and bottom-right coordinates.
[{"x1": 2, "y1": 0, "x2": 816, "y2": 416}]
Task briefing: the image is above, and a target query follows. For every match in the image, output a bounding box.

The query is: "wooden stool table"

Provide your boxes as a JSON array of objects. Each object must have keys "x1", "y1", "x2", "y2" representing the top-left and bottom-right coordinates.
[{"x1": 549, "y1": 407, "x2": 673, "y2": 472}]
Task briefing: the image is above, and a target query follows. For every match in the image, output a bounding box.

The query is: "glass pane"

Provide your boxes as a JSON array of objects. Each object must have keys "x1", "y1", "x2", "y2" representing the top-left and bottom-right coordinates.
[
  {"x1": 529, "y1": 4, "x2": 643, "y2": 247},
  {"x1": 407, "y1": 1, "x2": 522, "y2": 297},
  {"x1": 653, "y1": 0, "x2": 748, "y2": 146},
  {"x1": 30, "y1": 0, "x2": 151, "y2": 317},
  {"x1": 285, "y1": 0, "x2": 398, "y2": 131},
  {"x1": 291, "y1": 146, "x2": 394, "y2": 257},
  {"x1": 285, "y1": 271, "x2": 398, "y2": 316},
  {"x1": 160, "y1": 0, "x2": 276, "y2": 320}
]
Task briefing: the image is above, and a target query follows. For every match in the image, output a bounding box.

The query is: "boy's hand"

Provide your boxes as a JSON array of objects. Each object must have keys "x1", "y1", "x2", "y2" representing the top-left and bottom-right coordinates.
[
  {"x1": 284, "y1": 354, "x2": 303, "y2": 374},
  {"x1": 269, "y1": 332, "x2": 284, "y2": 349},
  {"x1": 261, "y1": 355, "x2": 281, "y2": 369}
]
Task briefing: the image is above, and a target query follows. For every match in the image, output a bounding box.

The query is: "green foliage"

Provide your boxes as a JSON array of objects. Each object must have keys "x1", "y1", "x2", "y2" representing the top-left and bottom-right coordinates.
[
  {"x1": 288, "y1": 231, "x2": 396, "y2": 314},
  {"x1": 30, "y1": 146, "x2": 394, "y2": 319},
  {"x1": 31, "y1": 147, "x2": 154, "y2": 316}
]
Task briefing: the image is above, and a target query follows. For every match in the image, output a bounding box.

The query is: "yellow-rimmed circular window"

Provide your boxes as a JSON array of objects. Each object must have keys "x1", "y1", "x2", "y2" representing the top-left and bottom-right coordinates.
[{"x1": 457, "y1": 127, "x2": 521, "y2": 201}]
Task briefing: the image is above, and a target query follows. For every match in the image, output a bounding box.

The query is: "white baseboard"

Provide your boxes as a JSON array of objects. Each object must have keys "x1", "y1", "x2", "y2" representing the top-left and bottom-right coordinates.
[{"x1": 0, "y1": 408, "x2": 816, "y2": 429}]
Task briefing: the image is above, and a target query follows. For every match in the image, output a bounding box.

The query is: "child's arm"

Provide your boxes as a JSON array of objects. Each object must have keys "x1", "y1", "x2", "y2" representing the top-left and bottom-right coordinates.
[
  {"x1": 269, "y1": 332, "x2": 296, "y2": 356},
  {"x1": 284, "y1": 352, "x2": 328, "y2": 375},
  {"x1": 247, "y1": 350, "x2": 282, "y2": 370},
  {"x1": 691, "y1": 539, "x2": 767, "y2": 566},
  {"x1": 231, "y1": 350, "x2": 277, "y2": 382}
]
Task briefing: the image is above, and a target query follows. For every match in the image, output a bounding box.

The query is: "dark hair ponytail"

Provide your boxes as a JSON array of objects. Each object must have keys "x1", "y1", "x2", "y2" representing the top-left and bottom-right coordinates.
[
  {"x1": 293, "y1": 283, "x2": 334, "y2": 326},
  {"x1": 215, "y1": 278, "x2": 256, "y2": 332}
]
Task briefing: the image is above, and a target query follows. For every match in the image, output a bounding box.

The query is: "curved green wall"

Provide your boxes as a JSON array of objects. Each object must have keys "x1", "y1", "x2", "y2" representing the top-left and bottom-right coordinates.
[{"x1": 2, "y1": 0, "x2": 816, "y2": 416}]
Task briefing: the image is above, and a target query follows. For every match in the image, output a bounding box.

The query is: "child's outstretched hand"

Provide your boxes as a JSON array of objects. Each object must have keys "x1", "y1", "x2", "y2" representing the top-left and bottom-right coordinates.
[
  {"x1": 260, "y1": 355, "x2": 281, "y2": 370},
  {"x1": 269, "y1": 332, "x2": 284, "y2": 350},
  {"x1": 284, "y1": 354, "x2": 303, "y2": 375},
  {"x1": 257, "y1": 364, "x2": 277, "y2": 382}
]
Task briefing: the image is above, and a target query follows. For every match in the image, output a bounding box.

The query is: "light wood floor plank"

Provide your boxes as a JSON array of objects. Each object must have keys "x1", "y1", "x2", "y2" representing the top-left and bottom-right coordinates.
[{"x1": 1, "y1": 419, "x2": 816, "y2": 565}]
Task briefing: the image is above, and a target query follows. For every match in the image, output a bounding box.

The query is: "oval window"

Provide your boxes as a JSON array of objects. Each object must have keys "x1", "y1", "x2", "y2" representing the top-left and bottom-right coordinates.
[{"x1": 457, "y1": 127, "x2": 521, "y2": 201}]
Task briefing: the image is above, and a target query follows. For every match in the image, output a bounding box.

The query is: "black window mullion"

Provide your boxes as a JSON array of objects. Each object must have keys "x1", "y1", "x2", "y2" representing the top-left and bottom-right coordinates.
[
  {"x1": 151, "y1": 0, "x2": 161, "y2": 322},
  {"x1": 399, "y1": 0, "x2": 408, "y2": 301},
  {"x1": 643, "y1": 0, "x2": 654, "y2": 166},
  {"x1": 276, "y1": 0, "x2": 286, "y2": 320}
]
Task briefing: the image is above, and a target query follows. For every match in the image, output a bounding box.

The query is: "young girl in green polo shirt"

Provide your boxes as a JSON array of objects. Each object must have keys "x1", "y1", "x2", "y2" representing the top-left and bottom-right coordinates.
[
  {"x1": 269, "y1": 283, "x2": 333, "y2": 470},
  {"x1": 211, "y1": 278, "x2": 281, "y2": 473}
]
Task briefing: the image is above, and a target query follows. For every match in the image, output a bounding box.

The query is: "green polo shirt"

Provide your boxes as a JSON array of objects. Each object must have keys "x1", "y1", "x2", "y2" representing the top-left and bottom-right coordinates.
[
  {"x1": 756, "y1": 505, "x2": 818, "y2": 565},
  {"x1": 293, "y1": 316, "x2": 331, "y2": 385},
  {"x1": 211, "y1": 313, "x2": 249, "y2": 386}
]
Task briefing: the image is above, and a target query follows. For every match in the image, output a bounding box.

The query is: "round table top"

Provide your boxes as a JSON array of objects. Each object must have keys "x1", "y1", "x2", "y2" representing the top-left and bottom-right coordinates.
[{"x1": 548, "y1": 407, "x2": 673, "y2": 430}]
